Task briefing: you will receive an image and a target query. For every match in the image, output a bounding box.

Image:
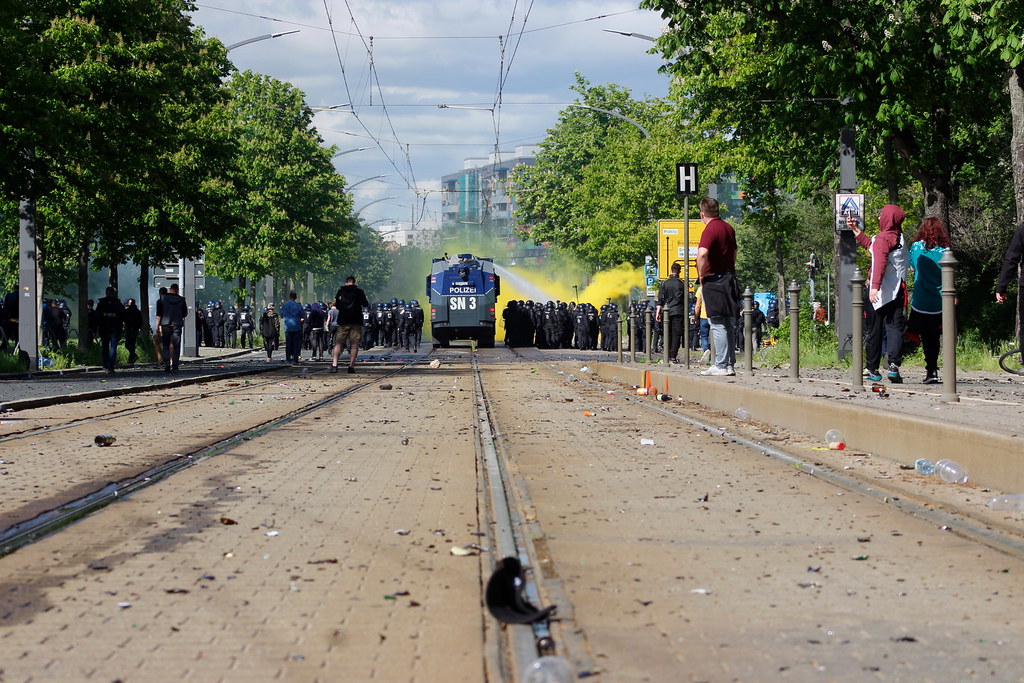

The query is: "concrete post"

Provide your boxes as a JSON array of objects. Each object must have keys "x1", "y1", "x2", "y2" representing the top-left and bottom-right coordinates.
[
  {"x1": 616, "y1": 312, "x2": 623, "y2": 364},
  {"x1": 788, "y1": 279, "x2": 800, "y2": 380},
  {"x1": 629, "y1": 311, "x2": 636, "y2": 364},
  {"x1": 851, "y1": 268, "x2": 865, "y2": 390},
  {"x1": 742, "y1": 287, "x2": 753, "y2": 375},
  {"x1": 18, "y1": 198, "x2": 38, "y2": 372},
  {"x1": 940, "y1": 251, "x2": 959, "y2": 403}
]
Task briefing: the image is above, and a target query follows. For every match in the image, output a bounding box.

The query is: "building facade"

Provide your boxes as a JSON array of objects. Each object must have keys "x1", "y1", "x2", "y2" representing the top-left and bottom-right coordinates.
[{"x1": 440, "y1": 146, "x2": 542, "y2": 260}]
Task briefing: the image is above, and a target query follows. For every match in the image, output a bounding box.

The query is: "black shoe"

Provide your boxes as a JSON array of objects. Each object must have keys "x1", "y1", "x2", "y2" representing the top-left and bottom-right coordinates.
[
  {"x1": 329, "y1": 366, "x2": 338, "y2": 373},
  {"x1": 923, "y1": 371, "x2": 940, "y2": 385},
  {"x1": 164, "y1": 365, "x2": 171, "y2": 373},
  {"x1": 887, "y1": 363, "x2": 903, "y2": 383},
  {"x1": 347, "y1": 366, "x2": 356, "y2": 374}
]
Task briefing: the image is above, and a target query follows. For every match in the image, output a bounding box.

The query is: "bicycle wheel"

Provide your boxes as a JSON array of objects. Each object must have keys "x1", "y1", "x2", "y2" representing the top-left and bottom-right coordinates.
[{"x1": 999, "y1": 348, "x2": 1024, "y2": 375}]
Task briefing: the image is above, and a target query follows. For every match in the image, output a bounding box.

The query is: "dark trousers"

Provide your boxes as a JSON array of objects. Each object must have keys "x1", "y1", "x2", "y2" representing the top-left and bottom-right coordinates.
[
  {"x1": 910, "y1": 310, "x2": 942, "y2": 372},
  {"x1": 161, "y1": 324, "x2": 182, "y2": 369},
  {"x1": 124, "y1": 328, "x2": 139, "y2": 362},
  {"x1": 865, "y1": 295, "x2": 905, "y2": 371},
  {"x1": 666, "y1": 314, "x2": 684, "y2": 359},
  {"x1": 285, "y1": 330, "x2": 302, "y2": 362},
  {"x1": 100, "y1": 333, "x2": 119, "y2": 371}
]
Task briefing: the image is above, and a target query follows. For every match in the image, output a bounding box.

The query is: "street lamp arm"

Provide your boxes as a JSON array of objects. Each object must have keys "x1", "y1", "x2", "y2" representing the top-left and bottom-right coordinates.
[
  {"x1": 568, "y1": 104, "x2": 650, "y2": 138},
  {"x1": 355, "y1": 196, "x2": 399, "y2": 216},
  {"x1": 348, "y1": 174, "x2": 390, "y2": 190},
  {"x1": 226, "y1": 30, "x2": 300, "y2": 51},
  {"x1": 602, "y1": 29, "x2": 656, "y2": 43}
]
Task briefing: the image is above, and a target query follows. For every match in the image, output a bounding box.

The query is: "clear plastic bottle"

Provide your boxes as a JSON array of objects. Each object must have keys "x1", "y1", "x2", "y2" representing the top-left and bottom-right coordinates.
[
  {"x1": 989, "y1": 494, "x2": 1024, "y2": 511},
  {"x1": 934, "y1": 458, "x2": 968, "y2": 484},
  {"x1": 521, "y1": 656, "x2": 574, "y2": 683},
  {"x1": 914, "y1": 458, "x2": 935, "y2": 475},
  {"x1": 824, "y1": 429, "x2": 845, "y2": 450},
  {"x1": 735, "y1": 407, "x2": 750, "y2": 420}
]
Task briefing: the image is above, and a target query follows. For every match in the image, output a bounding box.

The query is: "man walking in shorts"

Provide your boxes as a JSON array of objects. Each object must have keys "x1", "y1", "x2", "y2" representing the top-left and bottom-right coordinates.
[{"x1": 331, "y1": 275, "x2": 370, "y2": 373}]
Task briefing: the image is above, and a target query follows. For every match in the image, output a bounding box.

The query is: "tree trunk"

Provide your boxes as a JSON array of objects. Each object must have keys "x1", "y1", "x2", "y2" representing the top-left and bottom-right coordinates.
[
  {"x1": 77, "y1": 239, "x2": 90, "y2": 347},
  {"x1": 108, "y1": 264, "x2": 118, "y2": 292},
  {"x1": 139, "y1": 261, "x2": 150, "y2": 333},
  {"x1": 1010, "y1": 65, "x2": 1024, "y2": 225}
]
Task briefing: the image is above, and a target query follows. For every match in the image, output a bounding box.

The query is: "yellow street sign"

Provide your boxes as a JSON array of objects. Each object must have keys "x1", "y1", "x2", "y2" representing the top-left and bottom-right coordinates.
[{"x1": 657, "y1": 219, "x2": 705, "y2": 282}]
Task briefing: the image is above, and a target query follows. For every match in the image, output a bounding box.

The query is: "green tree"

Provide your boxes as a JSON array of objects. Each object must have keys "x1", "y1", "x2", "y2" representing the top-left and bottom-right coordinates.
[
  {"x1": 641, "y1": 0, "x2": 1008, "y2": 224},
  {"x1": 205, "y1": 71, "x2": 358, "y2": 289},
  {"x1": 511, "y1": 75, "x2": 727, "y2": 269}
]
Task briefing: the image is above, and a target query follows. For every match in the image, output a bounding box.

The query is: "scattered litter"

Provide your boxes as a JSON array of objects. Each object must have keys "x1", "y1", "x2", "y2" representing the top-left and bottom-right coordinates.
[
  {"x1": 582, "y1": 411, "x2": 595, "y2": 417},
  {"x1": 346, "y1": 476, "x2": 358, "y2": 482},
  {"x1": 94, "y1": 434, "x2": 116, "y2": 446},
  {"x1": 429, "y1": 359, "x2": 441, "y2": 369},
  {"x1": 395, "y1": 529, "x2": 411, "y2": 536},
  {"x1": 307, "y1": 558, "x2": 339, "y2": 565},
  {"x1": 380, "y1": 383, "x2": 393, "y2": 390},
  {"x1": 219, "y1": 517, "x2": 238, "y2": 525},
  {"x1": 265, "y1": 530, "x2": 279, "y2": 537},
  {"x1": 117, "y1": 601, "x2": 132, "y2": 609},
  {"x1": 797, "y1": 582, "x2": 821, "y2": 589},
  {"x1": 579, "y1": 365, "x2": 590, "y2": 373},
  {"x1": 735, "y1": 407, "x2": 750, "y2": 420},
  {"x1": 851, "y1": 555, "x2": 869, "y2": 561},
  {"x1": 450, "y1": 545, "x2": 479, "y2": 556},
  {"x1": 640, "y1": 438, "x2": 655, "y2": 446},
  {"x1": 165, "y1": 588, "x2": 190, "y2": 594},
  {"x1": 690, "y1": 588, "x2": 712, "y2": 595},
  {"x1": 401, "y1": 437, "x2": 409, "y2": 445}
]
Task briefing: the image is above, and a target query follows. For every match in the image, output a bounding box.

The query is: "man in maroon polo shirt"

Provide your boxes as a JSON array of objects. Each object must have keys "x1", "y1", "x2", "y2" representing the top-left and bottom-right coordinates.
[{"x1": 695, "y1": 197, "x2": 739, "y2": 376}]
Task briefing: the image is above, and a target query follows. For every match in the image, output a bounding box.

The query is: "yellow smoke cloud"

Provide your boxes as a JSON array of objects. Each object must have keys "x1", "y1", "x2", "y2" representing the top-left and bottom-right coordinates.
[{"x1": 496, "y1": 262, "x2": 643, "y2": 308}]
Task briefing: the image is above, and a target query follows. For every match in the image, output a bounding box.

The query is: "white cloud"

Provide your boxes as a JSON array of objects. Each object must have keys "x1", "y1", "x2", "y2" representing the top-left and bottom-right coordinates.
[{"x1": 193, "y1": 1, "x2": 669, "y2": 228}]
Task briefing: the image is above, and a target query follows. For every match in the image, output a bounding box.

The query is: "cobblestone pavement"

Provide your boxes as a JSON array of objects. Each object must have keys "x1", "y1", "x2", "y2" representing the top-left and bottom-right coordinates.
[
  {"x1": 0, "y1": 360, "x2": 486, "y2": 682},
  {"x1": 1, "y1": 346, "x2": 1023, "y2": 681}
]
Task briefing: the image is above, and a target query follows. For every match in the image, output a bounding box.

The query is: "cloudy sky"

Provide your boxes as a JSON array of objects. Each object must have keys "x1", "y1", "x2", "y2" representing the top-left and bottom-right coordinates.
[{"x1": 189, "y1": 1, "x2": 671, "y2": 230}]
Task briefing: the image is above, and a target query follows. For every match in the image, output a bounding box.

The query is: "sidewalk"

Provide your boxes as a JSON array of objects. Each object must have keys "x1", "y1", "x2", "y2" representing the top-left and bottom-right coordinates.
[{"x1": 583, "y1": 356, "x2": 1024, "y2": 491}]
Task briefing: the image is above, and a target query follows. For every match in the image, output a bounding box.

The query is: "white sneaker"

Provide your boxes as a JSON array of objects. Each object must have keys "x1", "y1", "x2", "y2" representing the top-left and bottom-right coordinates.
[
  {"x1": 726, "y1": 365, "x2": 736, "y2": 376},
  {"x1": 701, "y1": 365, "x2": 732, "y2": 376},
  {"x1": 698, "y1": 350, "x2": 711, "y2": 364}
]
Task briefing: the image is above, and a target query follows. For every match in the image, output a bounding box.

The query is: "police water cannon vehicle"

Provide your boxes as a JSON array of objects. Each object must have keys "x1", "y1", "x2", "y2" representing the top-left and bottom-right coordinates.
[{"x1": 426, "y1": 253, "x2": 500, "y2": 347}]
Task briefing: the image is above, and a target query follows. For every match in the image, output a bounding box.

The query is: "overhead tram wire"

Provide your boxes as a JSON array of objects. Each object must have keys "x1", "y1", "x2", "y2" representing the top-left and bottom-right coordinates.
[
  {"x1": 195, "y1": 4, "x2": 644, "y2": 41},
  {"x1": 319, "y1": 1, "x2": 413, "y2": 196}
]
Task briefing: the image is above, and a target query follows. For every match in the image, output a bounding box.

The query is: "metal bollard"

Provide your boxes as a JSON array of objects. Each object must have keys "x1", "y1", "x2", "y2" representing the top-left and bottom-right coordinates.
[
  {"x1": 617, "y1": 313, "x2": 623, "y2": 364},
  {"x1": 851, "y1": 268, "x2": 865, "y2": 390},
  {"x1": 645, "y1": 310, "x2": 653, "y2": 364},
  {"x1": 629, "y1": 313, "x2": 636, "y2": 364},
  {"x1": 663, "y1": 313, "x2": 670, "y2": 366},
  {"x1": 742, "y1": 287, "x2": 754, "y2": 375},
  {"x1": 940, "y1": 251, "x2": 959, "y2": 402},
  {"x1": 788, "y1": 279, "x2": 800, "y2": 380}
]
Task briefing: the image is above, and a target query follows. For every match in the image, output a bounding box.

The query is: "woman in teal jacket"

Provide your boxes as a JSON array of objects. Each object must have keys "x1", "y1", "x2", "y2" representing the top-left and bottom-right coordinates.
[{"x1": 907, "y1": 217, "x2": 951, "y2": 384}]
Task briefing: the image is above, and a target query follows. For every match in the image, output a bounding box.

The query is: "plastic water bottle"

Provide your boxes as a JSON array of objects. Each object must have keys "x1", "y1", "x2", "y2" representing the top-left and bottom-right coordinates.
[
  {"x1": 824, "y1": 429, "x2": 845, "y2": 450},
  {"x1": 521, "y1": 656, "x2": 574, "y2": 683},
  {"x1": 914, "y1": 458, "x2": 935, "y2": 475},
  {"x1": 989, "y1": 494, "x2": 1024, "y2": 511},
  {"x1": 934, "y1": 458, "x2": 968, "y2": 484},
  {"x1": 735, "y1": 407, "x2": 750, "y2": 420}
]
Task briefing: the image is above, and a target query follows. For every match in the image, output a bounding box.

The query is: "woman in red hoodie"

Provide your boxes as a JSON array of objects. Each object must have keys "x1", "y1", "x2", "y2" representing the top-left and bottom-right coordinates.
[{"x1": 847, "y1": 204, "x2": 909, "y2": 383}]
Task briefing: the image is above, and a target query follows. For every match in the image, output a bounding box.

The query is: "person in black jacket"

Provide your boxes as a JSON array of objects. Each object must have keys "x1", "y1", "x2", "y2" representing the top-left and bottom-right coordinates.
[
  {"x1": 331, "y1": 276, "x2": 369, "y2": 373},
  {"x1": 123, "y1": 298, "x2": 143, "y2": 364},
  {"x1": 95, "y1": 287, "x2": 125, "y2": 374},
  {"x1": 996, "y1": 222, "x2": 1024, "y2": 344}
]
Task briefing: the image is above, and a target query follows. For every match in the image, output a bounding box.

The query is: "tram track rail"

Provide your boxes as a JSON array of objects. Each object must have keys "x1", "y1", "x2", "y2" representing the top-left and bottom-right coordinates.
[
  {"x1": 513, "y1": 347, "x2": 1024, "y2": 563},
  {"x1": 466, "y1": 349, "x2": 595, "y2": 681},
  {"x1": 0, "y1": 355, "x2": 427, "y2": 558}
]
